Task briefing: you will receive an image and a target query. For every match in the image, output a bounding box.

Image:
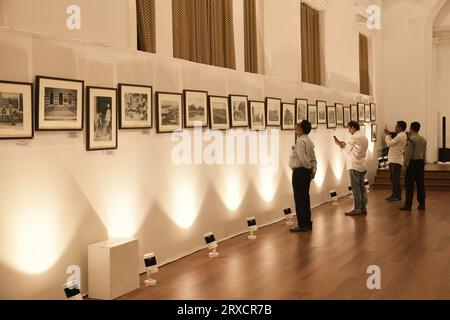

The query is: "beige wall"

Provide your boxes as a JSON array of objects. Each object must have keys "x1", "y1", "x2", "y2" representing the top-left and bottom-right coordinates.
[
  {"x1": 0, "y1": 0, "x2": 382, "y2": 299},
  {"x1": 435, "y1": 1, "x2": 450, "y2": 148},
  {"x1": 382, "y1": 0, "x2": 447, "y2": 161}
]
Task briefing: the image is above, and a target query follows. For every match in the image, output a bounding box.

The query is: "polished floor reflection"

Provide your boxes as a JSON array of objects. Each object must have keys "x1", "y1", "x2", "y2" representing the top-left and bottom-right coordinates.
[{"x1": 121, "y1": 190, "x2": 450, "y2": 300}]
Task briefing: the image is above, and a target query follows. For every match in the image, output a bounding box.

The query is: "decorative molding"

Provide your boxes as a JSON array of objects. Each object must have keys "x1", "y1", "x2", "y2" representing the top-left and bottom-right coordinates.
[
  {"x1": 302, "y1": 0, "x2": 328, "y2": 11},
  {"x1": 434, "y1": 27, "x2": 450, "y2": 44},
  {"x1": 354, "y1": 4, "x2": 370, "y2": 20},
  {"x1": 354, "y1": 4, "x2": 371, "y2": 31}
]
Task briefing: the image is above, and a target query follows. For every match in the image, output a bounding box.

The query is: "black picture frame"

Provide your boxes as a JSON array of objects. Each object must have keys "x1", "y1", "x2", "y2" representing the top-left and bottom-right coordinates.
[
  {"x1": 183, "y1": 89, "x2": 208, "y2": 128},
  {"x1": 35, "y1": 75, "x2": 84, "y2": 131},
  {"x1": 118, "y1": 83, "x2": 153, "y2": 130},
  {"x1": 365, "y1": 104, "x2": 371, "y2": 123},
  {"x1": 249, "y1": 101, "x2": 266, "y2": 131},
  {"x1": 317, "y1": 100, "x2": 327, "y2": 124},
  {"x1": 371, "y1": 124, "x2": 378, "y2": 142},
  {"x1": 208, "y1": 95, "x2": 230, "y2": 130},
  {"x1": 343, "y1": 106, "x2": 351, "y2": 128},
  {"x1": 308, "y1": 105, "x2": 318, "y2": 129},
  {"x1": 265, "y1": 97, "x2": 281, "y2": 127},
  {"x1": 350, "y1": 104, "x2": 358, "y2": 122},
  {"x1": 296, "y1": 98, "x2": 308, "y2": 124},
  {"x1": 357, "y1": 102, "x2": 365, "y2": 122},
  {"x1": 155, "y1": 92, "x2": 183, "y2": 133},
  {"x1": 0, "y1": 80, "x2": 34, "y2": 140},
  {"x1": 370, "y1": 103, "x2": 377, "y2": 122},
  {"x1": 86, "y1": 86, "x2": 118, "y2": 151},
  {"x1": 326, "y1": 106, "x2": 337, "y2": 129},
  {"x1": 335, "y1": 103, "x2": 344, "y2": 125},
  {"x1": 281, "y1": 103, "x2": 295, "y2": 130},
  {"x1": 229, "y1": 94, "x2": 249, "y2": 128}
]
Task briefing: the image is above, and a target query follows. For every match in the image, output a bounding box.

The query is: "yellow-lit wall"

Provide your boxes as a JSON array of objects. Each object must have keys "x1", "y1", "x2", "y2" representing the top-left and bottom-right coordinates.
[{"x1": 0, "y1": 0, "x2": 383, "y2": 299}]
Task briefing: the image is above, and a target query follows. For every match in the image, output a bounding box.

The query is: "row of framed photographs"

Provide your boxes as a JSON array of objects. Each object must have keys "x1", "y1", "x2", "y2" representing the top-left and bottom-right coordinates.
[{"x1": 0, "y1": 76, "x2": 377, "y2": 150}]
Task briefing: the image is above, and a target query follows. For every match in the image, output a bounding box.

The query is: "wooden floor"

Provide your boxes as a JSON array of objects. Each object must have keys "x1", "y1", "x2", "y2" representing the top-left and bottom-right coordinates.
[{"x1": 121, "y1": 190, "x2": 450, "y2": 300}]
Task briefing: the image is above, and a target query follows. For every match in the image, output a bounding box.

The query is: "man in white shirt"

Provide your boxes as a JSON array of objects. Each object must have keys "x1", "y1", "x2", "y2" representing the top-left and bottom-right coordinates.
[
  {"x1": 289, "y1": 120, "x2": 317, "y2": 233},
  {"x1": 335, "y1": 121, "x2": 369, "y2": 216},
  {"x1": 384, "y1": 121, "x2": 407, "y2": 202}
]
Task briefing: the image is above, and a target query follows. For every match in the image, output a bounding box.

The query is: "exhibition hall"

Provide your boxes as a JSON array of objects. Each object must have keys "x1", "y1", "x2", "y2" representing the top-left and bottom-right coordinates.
[{"x1": 0, "y1": 0, "x2": 449, "y2": 303}]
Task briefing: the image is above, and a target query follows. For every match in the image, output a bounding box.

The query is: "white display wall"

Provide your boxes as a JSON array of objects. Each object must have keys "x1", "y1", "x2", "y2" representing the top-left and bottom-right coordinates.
[
  {"x1": 0, "y1": 0, "x2": 383, "y2": 299},
  {"x1": 0, "y1": 27, "x2": 379, "y2": 299}
]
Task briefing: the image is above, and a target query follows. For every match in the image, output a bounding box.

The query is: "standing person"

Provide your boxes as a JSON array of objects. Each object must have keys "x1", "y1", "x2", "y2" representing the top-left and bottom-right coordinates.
[
  {"x1": 334, "y1": 121, "x2": 369, "y2": 216},
  {"x1": 384, "y1": 121, "x2": 408, "y2": 202},
  {"x1": 401, "y1": 122, "x2": 427, "y2": 212},
  {"x1": 289, "y1": 120, "x2": 317, "y2": 233}
]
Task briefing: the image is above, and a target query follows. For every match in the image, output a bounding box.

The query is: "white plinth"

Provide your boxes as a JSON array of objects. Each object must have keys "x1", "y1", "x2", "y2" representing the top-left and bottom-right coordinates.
[{"x1": 88, "y1": 238, "x2": 139, "y2": 300}]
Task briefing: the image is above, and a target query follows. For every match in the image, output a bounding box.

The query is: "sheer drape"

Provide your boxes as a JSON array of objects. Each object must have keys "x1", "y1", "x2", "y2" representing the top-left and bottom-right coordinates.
[
  {"x1": 172, "y1": 0, "x2": 236, "y2": 69},
  {"x1": 244, "y1": 0, "x2": 258, "y2": 73},
  {"x1": 301, "y1": 3, "x2": 321, "y2": 85},
  {"x1": 359, "y1": 33, "x2": 370, "y2": 95},
  {"x1": 137, "y1": 0, "x2": 156, "y2": 53}
]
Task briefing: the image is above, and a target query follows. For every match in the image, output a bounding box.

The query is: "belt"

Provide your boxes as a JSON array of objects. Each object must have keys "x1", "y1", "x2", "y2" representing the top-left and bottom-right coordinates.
[{"x1": 293, "y1": 167, "x2": 311, "y2": 171}]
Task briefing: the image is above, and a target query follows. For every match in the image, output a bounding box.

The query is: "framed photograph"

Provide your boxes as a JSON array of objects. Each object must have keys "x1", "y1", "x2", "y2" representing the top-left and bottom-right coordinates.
[
  {"x1": 0, "y1": 80, "x2": 33, "y2": 140},
  {"x1": 370, "y1": 103, "x2": 377, "y2": 121},
  {"x1": 86, "y1": 86, "x2": 118, "y2": 151},
  {"x1": 249, "y1": 101, "x2": 266, "y2": 130},
  {"x1": 317, "y1": 100, "x2": 327, "y2": 124},
  {"x1": 326, "y1": 106, "x2": 337, "y2": 129},
  {"x1": 308, "y1": 105, "x2": 318, "y2": 129},
  {"x1": 266, "y1": 97, "x2": 281, "y2": 127},
  {"x1": 371, "y1": 124, "x2": 378, "y2": 142},
  {"x1": 350, "y1": 104, "x2": 358, "y2": 122},
  {"x1": 296, "y1": 99, "x2": 308, "y2": 124},
  {"x1": 335, "y1": 103, "x2": 344, "y2": 125},
  {"x1": 282, "y1": 103, "x2": 295, "y2": 130},
  {"x1": 118, "y1": 83, "x2": 152, "y2": 129},
  {"x1": 343, "y1": 107, "x2": 351, "y2": 127},
  {"x1": 184, "y1": 90, "x2": 208, "y2": 128},
  {"x1": 357, "y1": 102, "x2": 365, "y2": 122},
  {"x1": 229, "y1": 95, "x2": 249, "y2": 128},
  {"x1": 208, "y1": 96, "x2": 230, "y2": 130},
  {"x1": 36, "y1": 75, "x2": 83, "y2": 131},
  {"x1": 156, "y1": 92, "x2": 183, "y2": 133},
  {"x1": 365, "y1": 104, "x2": 371, "y2": 123}
]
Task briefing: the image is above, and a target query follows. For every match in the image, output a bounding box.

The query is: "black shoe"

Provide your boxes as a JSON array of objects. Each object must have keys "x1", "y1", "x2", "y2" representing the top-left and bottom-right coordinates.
[
  {"x1": 290, "y1": 226, "x2": 311, "y2": 233},
  {"x1": 400, "y1": 207, "x2": 412, "y2": 211},
  {"x1": 361, "y1": 209, "x2": 368, "y2": 215},
  {"x1": 390, "y1": 198, "x2": 402, "y2": 202},
  {"x1": 345, "y1": 210, "x2": 364, "y2": 216},
  {"x1": 418, "y1": 206, "x2": 426, "y2": 211},
  {"x1": 385, "y1": 196, "x2": 393, "y2": 201}
]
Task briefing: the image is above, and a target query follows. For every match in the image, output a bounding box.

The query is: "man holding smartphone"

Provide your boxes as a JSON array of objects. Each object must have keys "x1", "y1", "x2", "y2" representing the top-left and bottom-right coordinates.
[{"x1": 335, "y1": 121, "x2": 369, "y2": 216}]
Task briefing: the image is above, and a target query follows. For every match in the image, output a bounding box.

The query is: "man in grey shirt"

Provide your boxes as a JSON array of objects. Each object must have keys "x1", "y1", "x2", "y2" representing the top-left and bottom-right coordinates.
[
  {"x1": 401, "y1": 122, "x2": 427, "y2": 212},
  {"x1": 289, "y1": 120, "x2": 317, "y2": 233}
]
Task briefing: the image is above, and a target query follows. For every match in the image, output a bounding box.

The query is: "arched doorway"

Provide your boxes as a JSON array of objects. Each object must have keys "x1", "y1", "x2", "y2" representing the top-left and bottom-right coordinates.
[
  {"x1": 426, "y1": 0, "x2": 448, "y2": 162},
  {"x1": 434, "y1": 1, "x2": 450, "y2": 155}
]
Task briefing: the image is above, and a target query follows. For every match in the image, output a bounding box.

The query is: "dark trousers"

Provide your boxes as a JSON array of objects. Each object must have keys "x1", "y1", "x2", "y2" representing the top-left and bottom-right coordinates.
[
  {"x1": 389, "y1": 163, "x2": 402, "y2": 199},
  {"x1": 405, "y1": 160, "x2": 426, "y2": 208},
  {"x1": 292, "y1": 167, "x2": 312, "y2": 228}
]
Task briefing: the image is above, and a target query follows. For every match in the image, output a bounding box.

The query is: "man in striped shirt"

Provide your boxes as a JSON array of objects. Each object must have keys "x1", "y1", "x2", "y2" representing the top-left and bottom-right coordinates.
[{"x1": 289, "y1": 120, "x2": 317, "y2": 233}]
